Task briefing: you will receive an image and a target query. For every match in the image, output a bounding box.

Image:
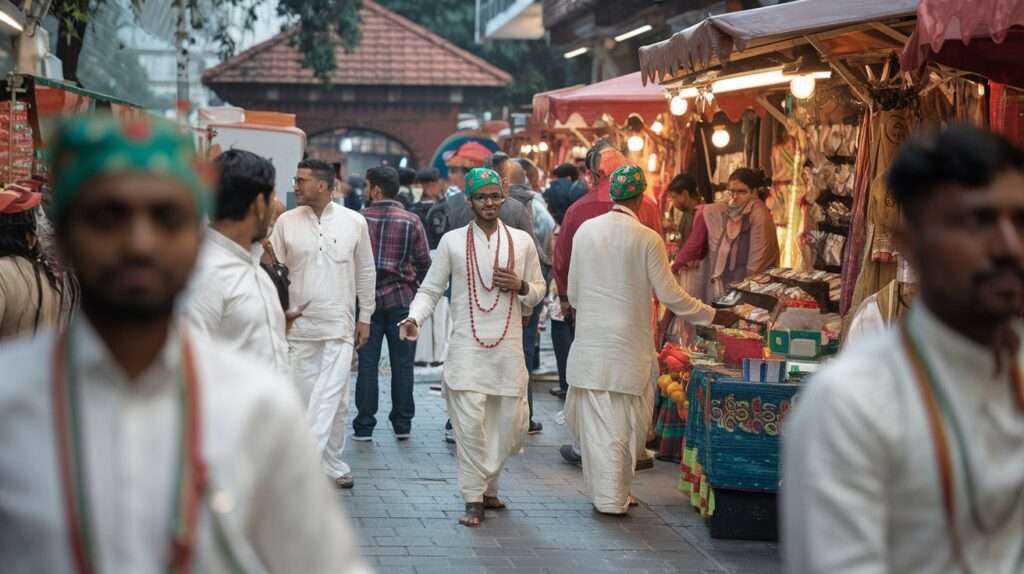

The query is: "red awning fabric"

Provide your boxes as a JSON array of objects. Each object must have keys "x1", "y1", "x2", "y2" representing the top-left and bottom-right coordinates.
[
  {"x1": 639, "y1": 0, "x2": 918, "y2": 84},
  {"x1": 533, "y1": 72, "x2": 669, "y2": 127},
  {"x1": 901, "y1": 0, "x2": 1024, "y2": 88}
]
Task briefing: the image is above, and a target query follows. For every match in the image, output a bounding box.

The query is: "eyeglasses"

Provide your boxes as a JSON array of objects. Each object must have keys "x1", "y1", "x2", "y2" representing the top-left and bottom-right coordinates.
[
  {"x1": 292, "y1": 176, "x2": 311, "y2": 187},
  {"x1": 471, "y1": 194, "x2": 504, "y2": 205}
]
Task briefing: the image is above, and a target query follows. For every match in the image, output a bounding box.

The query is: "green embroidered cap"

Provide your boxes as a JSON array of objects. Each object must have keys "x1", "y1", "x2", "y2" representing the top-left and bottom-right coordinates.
[
  {"x1": 464, "y1": 167, "x2": 502, "y2": 197},
  {"x1": 609, "y1": 165, "x2": 646, "y2": 201},
  {"x1": 48, "y1": 114, "x2": 212, "y2": 225}
]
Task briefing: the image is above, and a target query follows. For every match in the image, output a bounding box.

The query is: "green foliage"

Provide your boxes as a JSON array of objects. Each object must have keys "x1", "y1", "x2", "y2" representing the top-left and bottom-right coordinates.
[
  {"x1": 203, "y1": 0, "x2": 362, "y2": 82},
  {"x1": 45, "y1": 0, "x2": 362, "y2": 82},
  {"x1": 376, "y1": 0, "x2": 589, "y2": 107}
]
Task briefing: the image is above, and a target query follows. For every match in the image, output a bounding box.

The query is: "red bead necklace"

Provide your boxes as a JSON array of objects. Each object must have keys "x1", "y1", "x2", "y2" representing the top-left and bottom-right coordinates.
[{"x1": 466, "y1": 222, "x2": 516, "y2": 349}]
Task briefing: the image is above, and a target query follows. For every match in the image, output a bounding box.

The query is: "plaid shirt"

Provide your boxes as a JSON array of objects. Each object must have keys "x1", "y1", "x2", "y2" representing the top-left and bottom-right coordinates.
[{"x1": 361, "y1": 199, "x2": 431, "y2": 310}]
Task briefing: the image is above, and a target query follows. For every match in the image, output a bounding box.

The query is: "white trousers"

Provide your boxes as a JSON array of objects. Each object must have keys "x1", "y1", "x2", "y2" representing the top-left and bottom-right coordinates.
[
  {"x1": 414, "y1": 295, "x2": 450, "y2": 364},
  {"x1": 565, "y1": 384, "x2": 655, "y2": 514},
  {"x1": 445, "y1": 389, "x2": 528, "y2": 503},
  {"x1": 290, "y1": 339, "x2": 354, "y2": 479}
]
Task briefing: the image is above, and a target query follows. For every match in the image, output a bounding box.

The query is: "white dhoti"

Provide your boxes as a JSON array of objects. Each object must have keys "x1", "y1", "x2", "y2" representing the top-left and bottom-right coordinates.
[
  {"x1": 414, "y1": 295, "x2": 450, "y2": 364},
  {"x1": 565, "y1": 384, "x2": 655, "y2": 514},
  {"x1": 445, "y1": 389, "x2": 528, "y2": 503},
  {"x1": 290, "y1": 339, "x2": 355, "y2": 479}
]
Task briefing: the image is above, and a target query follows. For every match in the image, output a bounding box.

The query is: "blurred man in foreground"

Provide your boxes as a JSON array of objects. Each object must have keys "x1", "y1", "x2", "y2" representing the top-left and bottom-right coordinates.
[
  {"x1": 783, "y1": 125, "x2": 1024, "y2": 573},
  {"x1": 0, "y1": 115, "x2": 365, "y2": 572}
]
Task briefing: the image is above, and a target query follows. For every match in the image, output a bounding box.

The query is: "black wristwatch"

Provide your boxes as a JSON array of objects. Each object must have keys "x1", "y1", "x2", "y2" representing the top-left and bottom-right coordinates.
[{"x1": 518, "y1": 280, "x2": 529, "y2": 296}]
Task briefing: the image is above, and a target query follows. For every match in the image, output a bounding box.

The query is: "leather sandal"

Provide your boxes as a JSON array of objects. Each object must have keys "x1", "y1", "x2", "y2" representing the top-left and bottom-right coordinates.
[{"x1": 459, "y1": 502, "x2": 485, "y2": 527}]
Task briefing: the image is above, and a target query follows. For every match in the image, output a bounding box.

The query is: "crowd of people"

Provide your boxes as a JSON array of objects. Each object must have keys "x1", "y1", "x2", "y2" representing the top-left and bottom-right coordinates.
[{"x1": 2, "y1": 110, "x2": 1020, "y2": 572}]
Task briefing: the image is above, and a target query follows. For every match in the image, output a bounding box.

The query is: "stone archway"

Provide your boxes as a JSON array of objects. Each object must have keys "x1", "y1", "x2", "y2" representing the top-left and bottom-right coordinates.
[{"x1": 308, "y1": 127, "x2": 415, "y2": 179}]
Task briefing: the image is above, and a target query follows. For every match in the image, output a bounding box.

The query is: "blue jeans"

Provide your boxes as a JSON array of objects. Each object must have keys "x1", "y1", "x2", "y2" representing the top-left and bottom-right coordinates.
[{"x1": 354, "y1": 305, "x2": 416, "y2": 435}]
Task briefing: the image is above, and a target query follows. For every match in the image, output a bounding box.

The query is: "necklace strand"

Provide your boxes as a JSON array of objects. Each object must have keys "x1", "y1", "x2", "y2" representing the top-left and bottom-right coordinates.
[{"x1": 466, "y1": 223, "x2": 516, "y2": 348}]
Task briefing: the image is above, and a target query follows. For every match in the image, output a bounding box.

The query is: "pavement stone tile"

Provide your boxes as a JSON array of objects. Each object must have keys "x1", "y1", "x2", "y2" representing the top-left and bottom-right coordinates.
[{"x1": 335, "y1": 354, "x2": 780, "y2": 574}]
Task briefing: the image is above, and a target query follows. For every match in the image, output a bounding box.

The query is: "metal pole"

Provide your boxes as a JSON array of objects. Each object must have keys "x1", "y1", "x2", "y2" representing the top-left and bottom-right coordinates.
[{"x1": 175, "y1": 0, "x2": 190, "y2": 122}]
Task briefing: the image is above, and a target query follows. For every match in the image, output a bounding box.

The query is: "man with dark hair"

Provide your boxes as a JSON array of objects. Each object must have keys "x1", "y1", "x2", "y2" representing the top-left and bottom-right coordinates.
[
  {"x1": 397, "y1": 166, "x2": 416, "y2": 208},
  {"x1": 271, "y1": 157, "x2": 377, "y2": 490},
  {"x1": 399, "y1": 167, "x2": 545, "y2": 527},
  {"x1": 552, "y1": 162, "x2": 579, "y2": 182},
  {"x1": 784, "y1": 125, "x2": 1024, "y2": 573},
  {"x1": 353, "y1": 166, "x2": 431, "y2": 441},
  {"x1": 0, "y1": 115, "x2": 366, "y2": 572},
  {"x1": 345, "y1": 174, "x2": 365, "y2": 212},
  {"x1": 410, "y1": 168, "x2": 443, "y2": 246},
  {"x1": 185, "y1": 149, "x2": 291, "y2": 376}
]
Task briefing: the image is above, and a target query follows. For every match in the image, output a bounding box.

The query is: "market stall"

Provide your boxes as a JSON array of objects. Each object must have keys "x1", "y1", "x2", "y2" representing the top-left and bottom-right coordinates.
[
  {"x1": 0, "y1": 73, "x2": 143, "y2": 188},
  {"x1": 522, "y1": 71, "x2": 694, "y2": 206},
  {"x1": 638, "y1": 0, "x2": 935, "y2": 540}
]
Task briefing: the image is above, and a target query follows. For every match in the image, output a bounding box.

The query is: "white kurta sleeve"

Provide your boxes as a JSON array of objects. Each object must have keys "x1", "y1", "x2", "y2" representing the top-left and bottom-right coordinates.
[
  {"x1": 247, "y1": 384, "x2": 370, "y2": 573},
  {"x1": 646, "y1": 234, "x2": 715, "y2": 325},
  {"x1": 354, "y1": 218, "x2": 377, "y2": 323},
  {"x1": 517, "y1": 237, "x2": 546, "y2": 312},
  {"x1": 782, "y1": 368, "x2": 888, "y2": 574},
  {"x1": 269, "y1": 220, "x2": 287, "y2": 264},
  {"x1": 183, "y1": 271, "x2": 225, "y2": 341},
  {"x1": 408, "y1": 234, "x2": 452, "y2": 326},
  {"x1": 566, "y1": 228, "x2": 582, "y2": 309}
]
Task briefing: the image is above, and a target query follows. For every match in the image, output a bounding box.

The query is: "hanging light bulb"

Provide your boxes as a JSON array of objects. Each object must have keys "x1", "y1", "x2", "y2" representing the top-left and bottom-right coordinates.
[
  {"x1": 627, "y1": 135, "x2": 645, "y2": 152},
  {"x1": 977, "y1": 82, "x2": 987, "y2": 97},
  {"x1": 711, "y1": 127, "x2": 730, "y2": 149},
  {"x1": 670, "y1": 95, "x2": 688, "y2": 116},
  {"x1": 519, "y1": 144, "x2": 530, "y2": 155},
  {"x1": 538, "y1": 141, "x2": 549, "y2": 152},
  {"x1": 651, "y1": 120, "x2": 664, "y2": 135},
  {"x1": 789, "y1": 75, "x2": 817, "y2": 99},
  {"x1": 647, "y1": 153, "x2": 658, "y2": 173}
]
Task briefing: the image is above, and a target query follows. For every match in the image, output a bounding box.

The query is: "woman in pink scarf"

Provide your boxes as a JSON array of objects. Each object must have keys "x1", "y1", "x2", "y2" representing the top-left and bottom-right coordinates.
[{"x1": 672, "y1": 168, "x2": 779, "y2": 301}]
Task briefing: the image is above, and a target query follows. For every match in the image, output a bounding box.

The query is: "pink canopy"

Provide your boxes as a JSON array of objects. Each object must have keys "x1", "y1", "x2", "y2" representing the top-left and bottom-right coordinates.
[
  {"x1": 532, "y1": 72, "x2": 668, "y2": 127},
  {"x1": 902, "y1": 0, "x2": 1024, "y2": 88}
]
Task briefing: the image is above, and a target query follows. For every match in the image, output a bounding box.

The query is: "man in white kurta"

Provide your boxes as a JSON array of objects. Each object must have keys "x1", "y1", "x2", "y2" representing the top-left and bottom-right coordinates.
[
  {"x1": 403, "y1": 167, "x2": 545, "y2": 526},
  {"x1": 185, "y1": 150, "x2": 289, "y2": 376},
  {"x1": 566, "y1": 165, "x2": 722, "y2": 514},
  {"x1": 783, "y1": 125, "x2": 1024, "y2": 573},
  {"x1": 0, "y1": 114, "x2": 367, "y2": 573},
  {"x1": 270, "y1": 159, "x2": 376, "y2": 489}
]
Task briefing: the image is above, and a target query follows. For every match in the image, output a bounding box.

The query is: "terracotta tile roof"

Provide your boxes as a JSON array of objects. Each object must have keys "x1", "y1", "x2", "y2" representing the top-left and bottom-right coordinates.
[{"x1": 202, "y1": 0, "x2": 511, "y2": 88}]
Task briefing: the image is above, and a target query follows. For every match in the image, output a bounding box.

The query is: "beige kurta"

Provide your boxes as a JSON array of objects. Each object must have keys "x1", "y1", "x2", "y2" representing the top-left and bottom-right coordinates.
[
  {"x1": 0, "y1": 317, "x2": 367, "y2": 573},
  {"x1": 566, "y1": 206, "x2": 715, "y2": 397},
  {"x1": 408, "y1": 221, "x2": 544, "y2": 504},
  {"x1": 783, "y1": 304, "x2": 1024, "y2": 573},
  {"x1": 0, "y1": 256, "x2": 66, "y2": 341},
  {"x1": 408, "y1": 221, "x2": 546, "y2": 397},
  {"x1": 566, "y1": 206, "x2": 716, "y2": 512}
]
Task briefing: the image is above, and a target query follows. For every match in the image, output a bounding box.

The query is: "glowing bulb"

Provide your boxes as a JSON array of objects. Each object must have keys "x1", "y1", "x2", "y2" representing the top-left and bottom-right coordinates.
[
  {"x1": 519, "y1": 144, "x2": 530, "y2": 155},
  {"x1": 789, "y1": 75, "x2": 817, "y2": 99},
  {"x1": 538, "y1": 141, "x2": 549, "y2": 152},
  {"x1": 647, "y1": 153, "x2": 658, "y2": 172},
  {"x1": 711, "y1": 128, "x2": 730, "y2": 149},
  {"x1": 651, "y1": 120, "x2": 664, "y2": 135},
  {"x1": 627, "y1": 135, "x2": 645, "y2": 152},
  {"x1": 670, "y1": 95, "x2": 688, "y2": 116},
  {"x1": 978, "y1": 82, "x2": 986, "y2": 96}
]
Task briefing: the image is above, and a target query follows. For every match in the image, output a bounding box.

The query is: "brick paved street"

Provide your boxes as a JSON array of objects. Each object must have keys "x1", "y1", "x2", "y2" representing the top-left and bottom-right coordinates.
[{"x1": 339, "y1": 345, "x2": 781, "y2": 574}]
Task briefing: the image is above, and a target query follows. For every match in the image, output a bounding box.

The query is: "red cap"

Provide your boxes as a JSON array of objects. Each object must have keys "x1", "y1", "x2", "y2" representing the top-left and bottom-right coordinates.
[
  {"x1": 0, "y1": 185, "x2": 43, "y2": 214},
  {"x1": 445, "y1": 141, "x2": 492, "y2": 168}
]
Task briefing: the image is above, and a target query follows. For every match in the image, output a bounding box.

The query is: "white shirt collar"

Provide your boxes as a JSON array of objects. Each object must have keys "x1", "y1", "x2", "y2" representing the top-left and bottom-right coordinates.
[
  {"x1": 611, "y1": 204, "x2": 639, "y2": 220},
  {"x1": 206, "y1": 227, "x2": 262, "y2": 265},
  {"x1": 70, "y1": 314, "x2": 183, "y2": 389},
  {"x1": 910, "y1": 302, "x2": 1022, "y2": 381}
]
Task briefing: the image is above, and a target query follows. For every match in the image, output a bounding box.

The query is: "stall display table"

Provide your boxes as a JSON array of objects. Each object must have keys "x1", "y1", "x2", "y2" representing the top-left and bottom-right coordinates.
[{"x1": 679, "y1": 365, "x2": 800, "y2": 540}]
